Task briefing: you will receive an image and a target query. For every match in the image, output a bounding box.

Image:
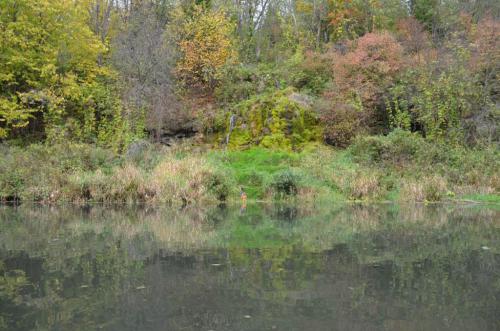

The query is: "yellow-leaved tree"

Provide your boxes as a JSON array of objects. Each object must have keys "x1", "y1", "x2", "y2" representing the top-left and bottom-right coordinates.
[
  {"x1": 0, "y1": 0, "x2": 104, "y2": 139},
  {"x1": 0, "y1": 0, "x2": 140, "y2": 150},
  {"x1": 175, "y1": 6, "x2": 236, "y2": 91}
]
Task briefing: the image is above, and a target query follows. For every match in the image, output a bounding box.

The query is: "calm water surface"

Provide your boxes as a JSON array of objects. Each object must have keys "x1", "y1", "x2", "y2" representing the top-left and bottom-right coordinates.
[{"x1": 0, "y1": 203, "x2": 499, "y2": 331}]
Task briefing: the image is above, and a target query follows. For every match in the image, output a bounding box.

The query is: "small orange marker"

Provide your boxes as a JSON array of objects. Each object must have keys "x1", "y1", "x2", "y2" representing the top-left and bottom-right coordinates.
[{"x1": 240, "y1": 187, "x2": 247, "y2": 209}]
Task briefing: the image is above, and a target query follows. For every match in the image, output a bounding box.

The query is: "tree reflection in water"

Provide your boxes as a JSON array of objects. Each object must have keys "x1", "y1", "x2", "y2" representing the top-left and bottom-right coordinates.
[{"x1": 0, "y1": 203, "x2": 498, "y2": 331}]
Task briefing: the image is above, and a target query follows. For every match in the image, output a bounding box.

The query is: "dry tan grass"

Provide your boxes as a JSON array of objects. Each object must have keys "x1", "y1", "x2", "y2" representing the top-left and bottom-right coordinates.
[
  {"x1": 348, "y1": 173, "x2": 381, "y2": 200},
  {"x1": 332, "y1": 169, "x2": 383, "y2": 200},
  {"x1": 109, "y1": 164, "x2": 149, "y2": 202},
  {"x1": 400, "y1": 175, "x2": 447, "y2": 202},
  {"x1": 400, "y1": 179, "x2": 425, "y2": 202},
  {"x1": 60, "y1": 154, "x2": 220, "y2": 206},
  {"x1": 150, "y1": 156, "x2": 214, "y2": 205}
]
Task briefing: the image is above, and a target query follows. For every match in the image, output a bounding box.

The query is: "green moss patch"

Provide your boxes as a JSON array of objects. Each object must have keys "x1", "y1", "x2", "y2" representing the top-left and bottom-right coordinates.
[{"x1": 225, "y1": 90, "x2": 321, "y2": 150}]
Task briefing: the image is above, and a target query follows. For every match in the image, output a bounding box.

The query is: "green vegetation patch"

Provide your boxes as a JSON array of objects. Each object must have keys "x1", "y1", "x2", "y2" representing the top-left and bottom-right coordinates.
[
  {"x1": 209, "y1": 147, "x2": 299, "y2": 199},
  {"x1": 460, "y1": 194, "x2": 500, "y2": 204},
  {"x1": 225, "y1": 90, "x2": 321, "y2": 151}
]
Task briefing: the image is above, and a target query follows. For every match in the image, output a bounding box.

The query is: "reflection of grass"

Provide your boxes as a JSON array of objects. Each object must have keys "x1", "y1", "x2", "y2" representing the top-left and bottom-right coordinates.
[
  {"x1": 1, "y1": 203, "x2": 499, "y2": 327},
  {"x1": 0, "y1": 206, "x2": 221, "y2": 254},
  {"x1": 1, "y1": 203, "x2": 498, "y2": 257},
  {"x1": 1, "y1": 204, "x2": 498, "y2": 331},
  {"x1": 219, "y1": 220, "x2": 292, "y2": 248}
]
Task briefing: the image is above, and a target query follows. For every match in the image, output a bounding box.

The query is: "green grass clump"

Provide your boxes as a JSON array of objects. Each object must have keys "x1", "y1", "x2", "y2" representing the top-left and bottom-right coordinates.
[
  {"x1": 210, "y1": 147, "x2": 299, "y2": 199},
  {"x1": 211, "y1": 146, "x2": 354, "y2": 202},
  {"x1": 460, "y1": 194, "x2": 500, "y2": 204},
  {"x1": 269, "y1": 169, "x2": 301, "y2": 198}
]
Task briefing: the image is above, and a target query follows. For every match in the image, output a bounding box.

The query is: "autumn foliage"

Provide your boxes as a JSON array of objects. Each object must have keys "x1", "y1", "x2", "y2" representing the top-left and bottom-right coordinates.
[
  {"x1": 333, "y1": 32, "x2": 404, "y2": 107},
  {"x1": 395, "y1": 17, "x2": 430, "y2": 56},
  {"x1": 322, "y1": 31, "x2": 404, "y2": 146},
  {"x1": 0, "y1": 0, "x2": 498, "y2": 150},
  {"x1": 469, "y1": 17, "x2": 500, "y2": 96},
  {"x1": 176, "y1": 7, "x2": 235, "y2": 91}
]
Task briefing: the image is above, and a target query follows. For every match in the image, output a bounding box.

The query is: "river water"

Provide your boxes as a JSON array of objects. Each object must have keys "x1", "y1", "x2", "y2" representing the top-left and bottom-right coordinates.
[{"x1": 0, "y1": 203, "x2": 499, "y2": 330}]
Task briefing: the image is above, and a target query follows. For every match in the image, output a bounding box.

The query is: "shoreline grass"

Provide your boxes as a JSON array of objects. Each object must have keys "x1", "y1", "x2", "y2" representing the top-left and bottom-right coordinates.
[{"x1": 1, "y1": 134, "x2": 498, "y2": 206}]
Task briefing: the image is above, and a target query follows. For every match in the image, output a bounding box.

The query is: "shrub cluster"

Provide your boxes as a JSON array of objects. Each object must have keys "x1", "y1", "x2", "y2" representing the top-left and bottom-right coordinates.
[
  {"x1": 269, "y1": 169, "x2": 301, "y2": 198},
  {"x1": 349, "y1": 130, "x2": 499, "y2": 198}
]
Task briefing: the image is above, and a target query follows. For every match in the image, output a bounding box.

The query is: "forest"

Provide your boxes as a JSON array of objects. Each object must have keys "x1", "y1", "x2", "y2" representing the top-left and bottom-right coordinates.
[{"x1": 0, "y1": 0, "x2": 499, "y2": 204}]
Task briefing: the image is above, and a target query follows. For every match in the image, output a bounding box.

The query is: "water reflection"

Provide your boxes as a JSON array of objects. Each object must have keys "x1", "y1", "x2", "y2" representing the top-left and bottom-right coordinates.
[{"x1": 0, "y1": 204, "x2": 499, "y2": 330}]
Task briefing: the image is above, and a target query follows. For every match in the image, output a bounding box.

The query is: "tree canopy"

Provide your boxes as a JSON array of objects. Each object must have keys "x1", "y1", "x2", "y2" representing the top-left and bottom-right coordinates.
[{"x1": 0, "y1": 0, "x2": 498, "y2": 148}]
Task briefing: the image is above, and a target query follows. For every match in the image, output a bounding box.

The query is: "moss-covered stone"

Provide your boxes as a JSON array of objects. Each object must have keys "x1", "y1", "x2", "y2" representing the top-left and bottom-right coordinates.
[{"x1": 225, "y1": 89, "x2": 321, "y2": 150}]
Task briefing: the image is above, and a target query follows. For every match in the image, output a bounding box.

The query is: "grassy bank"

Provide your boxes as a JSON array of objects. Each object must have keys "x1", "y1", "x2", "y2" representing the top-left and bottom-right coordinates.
[
  {"x1": 0, "y1": 142, "x2": 234, "y2": 206},
  {"x1": 1, "y1": 131, "x2": 498, "y2": 205}
]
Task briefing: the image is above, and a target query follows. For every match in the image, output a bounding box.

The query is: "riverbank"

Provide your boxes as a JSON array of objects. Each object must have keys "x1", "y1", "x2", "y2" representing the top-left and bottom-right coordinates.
[{"x1": 1, "y1": 130, "x2": 498, "y2": 205}]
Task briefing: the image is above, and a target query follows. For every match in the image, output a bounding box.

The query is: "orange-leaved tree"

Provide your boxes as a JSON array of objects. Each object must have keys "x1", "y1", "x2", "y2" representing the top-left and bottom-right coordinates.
[
  {"x1": 321, "y1": 31, "x2": 404, "y2": 146},
  {"x1": 332, "y1": 31, "x2": 404, "y2": 109},
  {"x1": 175, "y1": 6, "x2": 236, "y2": 91}
]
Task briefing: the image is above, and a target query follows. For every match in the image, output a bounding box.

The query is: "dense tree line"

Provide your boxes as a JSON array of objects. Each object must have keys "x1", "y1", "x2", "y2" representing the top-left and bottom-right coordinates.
[{"x1": 1, "y1": 0, "x2": 498, "y2": 149}]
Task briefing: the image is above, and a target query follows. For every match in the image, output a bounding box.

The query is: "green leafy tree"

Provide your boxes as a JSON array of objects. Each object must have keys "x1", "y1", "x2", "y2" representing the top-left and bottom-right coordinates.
[{"x1": 387, "y1": 49, "x2": 492, "y2": 144}]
